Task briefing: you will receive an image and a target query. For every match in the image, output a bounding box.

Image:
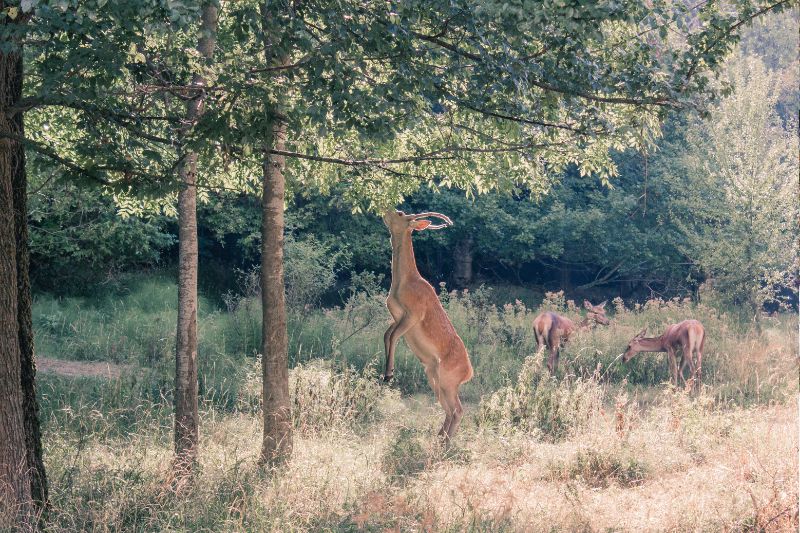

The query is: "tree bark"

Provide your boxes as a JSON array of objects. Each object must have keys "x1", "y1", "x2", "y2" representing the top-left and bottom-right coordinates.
[
  {"x1": 560, "y1": 262, "x2": 571, "y2": 292},
  {"x1": 0, "y1": 45, "x2": 32, "y2": 526},
  {"x1": 174, "y1": 2, "x2": 217, "y2": 475},
  {"x1": 259, "y1": 115, "x2": 292, "y2": 466},
  {"x1": 453, "y1": 237, "x2": 474, "y2": 288},
  {"x1": 11, "y1": 52, "x2": 47, "y2": 509},
  {"x1": 258, "y1": 2, "x2": 293, "y2": 468}
]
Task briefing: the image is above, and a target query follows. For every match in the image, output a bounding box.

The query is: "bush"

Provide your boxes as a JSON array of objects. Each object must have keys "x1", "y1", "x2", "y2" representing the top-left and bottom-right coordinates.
[
  {"x1": 547, "y1": 448, "x2": 649, "y2": 488},
  {"x1": 381, "y1": 427, "x2": 429, "y2": 481},
  {"x1": 475, "y1": 355, "x2": 604, "y2": 440},
  {"x1": 237, "y1": 357, "x2": 396, "y2": 434}
]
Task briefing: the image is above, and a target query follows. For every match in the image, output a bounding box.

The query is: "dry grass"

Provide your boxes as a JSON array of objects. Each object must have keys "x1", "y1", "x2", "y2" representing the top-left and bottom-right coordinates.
[
  {"x1": 42, "y1": 387, "x2": 798, "y2": 532},
  {"x1": 35, "y1": 287, "x2": 798, "y2": 532}
]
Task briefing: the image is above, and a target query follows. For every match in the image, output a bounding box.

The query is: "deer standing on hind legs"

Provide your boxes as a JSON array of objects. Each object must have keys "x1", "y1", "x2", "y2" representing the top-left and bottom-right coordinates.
[
  {"x1": 621, "y1": 320, "x2": 705, "y2": 391},
  {"x1": 382, "y1": 210, "x2": 473, "y2": 443},
  {"x1": 532, "y1": 300, "x2": 610, "y2": 373}
]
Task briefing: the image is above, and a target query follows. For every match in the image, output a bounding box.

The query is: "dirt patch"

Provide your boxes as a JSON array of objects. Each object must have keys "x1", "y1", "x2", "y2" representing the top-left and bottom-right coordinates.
[{"x1": 37, "y1": 357, "x2": 132, "y2": 379}]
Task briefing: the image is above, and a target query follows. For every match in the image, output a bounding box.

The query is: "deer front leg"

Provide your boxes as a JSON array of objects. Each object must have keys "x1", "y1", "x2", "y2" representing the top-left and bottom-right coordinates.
[{"x1": 383, "y1": 314, "x2": 415, "y2": 382}]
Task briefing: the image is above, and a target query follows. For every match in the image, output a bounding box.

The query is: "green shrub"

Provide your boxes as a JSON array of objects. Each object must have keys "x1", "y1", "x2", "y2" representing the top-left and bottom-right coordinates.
[
  {"x1": 237, "y1": 357, "x2": 396, "y2": 434},
  {"x1": 475, "y1": 355, "x2": 605, "y2": 440},
  {"x1": 381, "y1": 427, "x2": 429, "y2": 481},
  {"x1": 547, "y1": 448, "x2": 649, "y2": 488}
]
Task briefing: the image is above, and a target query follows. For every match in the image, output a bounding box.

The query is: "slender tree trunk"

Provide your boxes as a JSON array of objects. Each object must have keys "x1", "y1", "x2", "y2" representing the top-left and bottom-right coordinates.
[
  {"x1": 0, "y1": 45, "x2": 32, "y2": 526},
  {"x1": 174, "y1": 2, "x2": 217, "y2": 475},
  {"x1": 258, "y1": 2, "x2": 292, "y2": 467},
  {"x1": 11, "y1": 54, "x2": 47, "y2": 509},
  {"x1": 260, "y1": 115, "x2": 292, "y2": 466}
]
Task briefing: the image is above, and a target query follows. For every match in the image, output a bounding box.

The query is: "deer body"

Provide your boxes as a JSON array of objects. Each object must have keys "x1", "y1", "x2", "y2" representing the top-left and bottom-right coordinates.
[
  {"x1": 533, "y1": 301, "x2": 610, "y2": 373},
  {"x1": 383, "y1": 210, "x2": 473, "y2": 441},
  {"x1": 622, "y1": 319, "x2": 705, "y2": 388}
]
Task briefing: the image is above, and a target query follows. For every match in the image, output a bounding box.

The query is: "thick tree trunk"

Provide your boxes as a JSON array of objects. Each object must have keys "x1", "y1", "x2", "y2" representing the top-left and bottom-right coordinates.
[
  {"x1": 174, "y1": 2, "x2": 218, "y2": 475},
  {"x1": 259, "y1": 116, "x2": 292, "y2": 466},
  {"x1": 11, "y1": 56, "x2": 47, "y2": 509},
  {"x1": 560, "y1": 262, "x2": 571, "y2": 291},
  {"x1": 0, "y1": 47, "x2": 32, "y2": 526}
]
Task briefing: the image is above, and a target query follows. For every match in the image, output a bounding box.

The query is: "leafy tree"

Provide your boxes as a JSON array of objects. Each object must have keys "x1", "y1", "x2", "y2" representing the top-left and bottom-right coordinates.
[
  {"x1": 28, "y1": 179, "x2": 175, "y2": 290},
  {"x1": 663, "y1": 55, "x2": 798, "y2": 321}
]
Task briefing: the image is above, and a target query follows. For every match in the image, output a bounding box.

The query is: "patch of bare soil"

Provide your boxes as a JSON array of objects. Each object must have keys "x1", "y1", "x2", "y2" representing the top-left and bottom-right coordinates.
[{"x1": 37, "y1": 357, "x2": 132, "y2": 379}]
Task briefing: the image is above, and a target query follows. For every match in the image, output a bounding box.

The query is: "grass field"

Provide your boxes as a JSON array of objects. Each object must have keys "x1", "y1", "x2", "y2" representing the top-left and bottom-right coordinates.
[{"x1": 32, "y1": 275, "x2": 798, "y2": 531}]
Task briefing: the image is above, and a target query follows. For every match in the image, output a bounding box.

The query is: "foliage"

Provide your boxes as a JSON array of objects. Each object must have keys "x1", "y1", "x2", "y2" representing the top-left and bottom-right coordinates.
[
  {"x1": 8, "y1": 0, "x2": 787, "y2": 216},
  {"x1": 475, "y1": 355, "x2": 605, "y2": 440},
  {"x1": 283, "y1": 234, "x2": 343, "y2": 311},
  {"x1": 238, "y1": 356, "x2": 396, "y2": 434},
  {"x1": 28, "y1": 180, "x2": 174, "y2": 292},
  {"x1": 661, "y1": 53, "x2": 799, "y2": 318},
  {"x1": 381, "y1": 427, "x2": 430, "y2": 482},
  {"x1": 547, "y1": 448, "x2": 649, "y2": 488}
]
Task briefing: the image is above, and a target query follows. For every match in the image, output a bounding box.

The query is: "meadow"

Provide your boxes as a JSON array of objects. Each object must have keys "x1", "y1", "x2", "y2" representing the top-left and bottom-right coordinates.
[{"x1": 32, "y1": 275, "x2": 798, "y2": 532}]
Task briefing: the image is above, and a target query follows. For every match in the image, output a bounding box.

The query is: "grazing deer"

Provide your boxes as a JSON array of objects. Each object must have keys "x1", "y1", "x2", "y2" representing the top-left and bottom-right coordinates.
[
  {"x1": 532, "y1": 300, "x2": 610, "y2": 373},
  {"x1": 621, "y1": 320, "x2": 705, "y2": 389},
  {"x1": 382, "y1": 210, "x2": 473, "y2": 442}
]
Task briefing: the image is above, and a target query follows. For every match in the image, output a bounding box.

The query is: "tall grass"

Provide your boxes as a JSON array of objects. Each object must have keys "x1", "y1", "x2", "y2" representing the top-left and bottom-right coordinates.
[
  {"x1": 34, "y1": 276, "x2": 798, "y2": 406},
  {"x1": 32, "y1": 274, "x2": 798, "y2": 531}
]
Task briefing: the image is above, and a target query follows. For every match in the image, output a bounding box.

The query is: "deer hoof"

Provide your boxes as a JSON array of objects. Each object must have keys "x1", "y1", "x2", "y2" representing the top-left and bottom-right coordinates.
[{"x1": 383, "y1": 372, "x2": 393, "y2": 383}]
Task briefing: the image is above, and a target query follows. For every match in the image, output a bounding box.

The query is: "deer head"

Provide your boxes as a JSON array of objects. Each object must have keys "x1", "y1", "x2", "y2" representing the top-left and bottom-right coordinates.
[
  {"x1": 622, "y1": 327, "x2": 648, "y2": 362},
  {"x1": 382, "y1": 210, "x2": 453, "y2": 236},
  {"x1": 583, "y1": 299, "x2": 610, "y2": 325}
]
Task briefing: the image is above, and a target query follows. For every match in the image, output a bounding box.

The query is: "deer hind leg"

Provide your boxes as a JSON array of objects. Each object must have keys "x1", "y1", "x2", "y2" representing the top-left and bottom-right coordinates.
[
  {"x1": 546, "y1": 330, "x2": 561, "y2": 373},
  {"x1": 439, "y1": 382, "x2": 464, "y2": 443},
  {"x1": 383, "y1": 314, "x2": 417, "y2": 382},
  {"x1": 667, "y1": 348, "x2": 679, "y2": 386},
  {"x1": 424, "y1": 361, "x2": 440, "y2": 403},
  {"x1": 694, "y1": 343, "x2": 703, "y2": 389},
  {"x1": 534, "y1": 328, "x2": 545, "y2": 353},
  {"x1": 680, "y1": 343, "x2": 698, "y2": 391}
]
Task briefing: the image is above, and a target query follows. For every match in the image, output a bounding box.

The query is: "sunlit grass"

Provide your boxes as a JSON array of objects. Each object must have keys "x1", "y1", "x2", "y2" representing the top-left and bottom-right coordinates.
[{"x1": 33, "y1": 276, "x2": 798, "y2": 531}]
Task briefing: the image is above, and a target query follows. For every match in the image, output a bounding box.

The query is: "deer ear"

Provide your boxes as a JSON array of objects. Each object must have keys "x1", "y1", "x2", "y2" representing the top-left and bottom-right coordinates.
[
  {"x1": 636, "y1": 327, "x2": 647, "y2": 338},
  {"x1": 411, "y1": 219, "x2": 431, "y2": 231},
  {"x1": 583, "y1": 300, "x2": 593, "y2": 311},
  {"x1": 597, "y1": 300, "x2": 607, "y2": 310}
]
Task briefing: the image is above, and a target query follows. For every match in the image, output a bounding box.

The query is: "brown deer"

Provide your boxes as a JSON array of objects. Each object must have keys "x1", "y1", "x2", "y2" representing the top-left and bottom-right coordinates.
[
  {"x1": 532, "y1": 300, "x2": 610, "y2": 373},
  {"x1": 382, "y1": 210, "x2": 473, "y2": 442},
  {"x1": 621, "y1": 320, "x2": 705, "y2": 389}
]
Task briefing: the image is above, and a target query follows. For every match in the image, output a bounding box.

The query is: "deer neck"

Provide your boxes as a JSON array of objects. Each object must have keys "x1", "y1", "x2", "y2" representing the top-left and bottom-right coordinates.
[
  {"x1": 636, "y1": 337, "x2": 668, "y2": 352},
  {"x1": 577, "y1": 315, "x2": 593, "y2": 330},
  {"x1": 390, "y1": 230, "x2": 422, "y2": 286}
]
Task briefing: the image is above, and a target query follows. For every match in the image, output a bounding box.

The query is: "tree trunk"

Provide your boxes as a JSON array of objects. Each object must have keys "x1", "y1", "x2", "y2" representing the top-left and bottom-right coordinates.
[
  {"x1": 560, "y1": 262, "x2": 571, "y2": 292},
  {"x1": 258, "y1": 2, "x2": 292, "y2": 468},
  {"x1": 259, "y1": 116, "x2": 292, "y2": 466},
  {"x1": 11, "y1": 53, "x2": 47, "y2": 509},
  {"x1": 452, "y1": 237, "x2": 474, "y2": 288},
  {"x1": 174, "y1": 2, "x2": 217, "y2": 475},
  {"x1": 0, "y1": 46, "x2": 32, "y2": 526}
]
